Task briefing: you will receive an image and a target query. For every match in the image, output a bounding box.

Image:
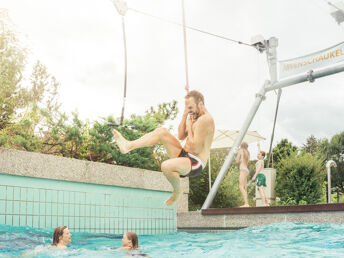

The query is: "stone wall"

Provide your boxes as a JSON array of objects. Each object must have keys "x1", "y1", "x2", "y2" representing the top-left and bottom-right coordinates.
[{"x1": 0, "y1": 147, "x2": 189, "y2": 213}]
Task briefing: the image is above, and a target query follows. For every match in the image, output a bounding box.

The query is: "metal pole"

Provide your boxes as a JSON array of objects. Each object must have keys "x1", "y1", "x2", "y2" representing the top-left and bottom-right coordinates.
[
  {"x1": 202, "y1": 81, "x2": 269, "y2": 209},
  {"x1": 208, "y1": 157, "x2": 211, "y2": 191},
  {"x1": 326, "y1": 160, "x2": 337, "y2": 203},
  {"x1": 266, "y1": 37, "x2": 279, "y2": 168},
  {"x1": 265, "y1": 62, "x2": 344, "y2": 92},
  {"x1": 266, "y1": 37, "x2": 278, "y2": 83}
]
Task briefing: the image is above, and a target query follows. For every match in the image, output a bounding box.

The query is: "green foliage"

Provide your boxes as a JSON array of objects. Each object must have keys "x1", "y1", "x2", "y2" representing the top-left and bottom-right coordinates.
[
  {"x1": 145, "y1": 101, "x2": 178, "y2": 125},
  {"x1": 0, "y1": 26, "x2": 29, "y2": 129},
  {"x1": 267, "y1": 138, "x2": 298, "y2": 169},
  {"x1": 301, "y1": 135, "x2": 319, "y2": 156},
  {"x1": 275, "y1": 153, "x2": 325, "y2": 205},
  {"x1": 189, "y1": 148, "x2": 255, "y2": 210},
  {"x1": 318, "y1": 132, "x2": 344, "y2": 195}
]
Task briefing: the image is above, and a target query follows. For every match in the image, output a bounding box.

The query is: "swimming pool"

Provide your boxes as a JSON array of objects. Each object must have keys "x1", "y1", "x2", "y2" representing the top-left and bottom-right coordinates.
[{"x1": 1, "y1": 222, "x2": 343, "y2": 257}]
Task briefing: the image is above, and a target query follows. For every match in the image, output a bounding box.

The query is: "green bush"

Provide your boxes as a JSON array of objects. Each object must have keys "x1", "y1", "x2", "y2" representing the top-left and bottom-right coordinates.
[{"x1": 275, "y1": 153, "x2": 325, "y2": 205}]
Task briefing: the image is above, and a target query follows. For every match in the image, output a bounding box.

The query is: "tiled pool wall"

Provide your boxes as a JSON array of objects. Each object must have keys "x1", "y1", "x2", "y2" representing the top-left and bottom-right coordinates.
[
  {"x1": 0, "y1": 173, "x2": 176, "y2": 234},
  {"x1": 0, "y1": 148, "x2": 188, "y2": 234}
]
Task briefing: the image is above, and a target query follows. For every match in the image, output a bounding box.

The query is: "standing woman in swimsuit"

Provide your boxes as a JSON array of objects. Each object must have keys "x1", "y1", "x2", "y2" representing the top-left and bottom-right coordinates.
[{"x1": 236, "y1": 142, "x2": 250, "y2": 207}]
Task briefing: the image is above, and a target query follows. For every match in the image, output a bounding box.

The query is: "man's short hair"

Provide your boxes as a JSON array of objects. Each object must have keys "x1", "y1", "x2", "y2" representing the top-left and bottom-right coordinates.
[
  {"x1": 260, "y1": 151, "x2": 266, "y2": 157},
  {"x1": 185, "y1": 90, "x2": 204, "y2": 104},
  {"x1": 240, "y1": 142, "x2": 248, "y2": 149}
]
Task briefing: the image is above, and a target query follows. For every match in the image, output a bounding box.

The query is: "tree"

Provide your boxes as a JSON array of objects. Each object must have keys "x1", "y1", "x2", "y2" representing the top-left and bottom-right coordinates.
[
  {"x1": 0, "y1": 23, "x2": 29, "y2": 130},
  {"x1": 0, "y1": 18, "x2": 180, "y2": 172},
  {"x1": 301, "y1": 135, "x2": 319, "y2": 156},
  {"x1": 318, "y1": 132, "x2": 344, "y2": 195},
  {"x1": 267, "y1": 139, "x2": 298, "y2": 169},
  {"x1": 87, "y1": 101, "x2": 178, "y2": 171},
  {"x1": 0, "y1": 60, "x2": 63, "y2": 153},
  {"x1": 275, "y1": 153, "x2": 325, "y2": 205}
]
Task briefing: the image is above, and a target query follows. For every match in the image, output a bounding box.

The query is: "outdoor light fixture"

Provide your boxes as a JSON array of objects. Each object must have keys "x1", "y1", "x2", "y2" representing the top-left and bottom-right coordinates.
[{"x1": 251, "y1": 34, "x2": 266, "y2": 53}]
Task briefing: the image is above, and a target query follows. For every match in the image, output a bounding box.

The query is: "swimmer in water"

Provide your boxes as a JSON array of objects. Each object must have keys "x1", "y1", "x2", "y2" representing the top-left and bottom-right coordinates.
[{"x1": 50, "y1": 226, "x2": 71, "y2": 249}]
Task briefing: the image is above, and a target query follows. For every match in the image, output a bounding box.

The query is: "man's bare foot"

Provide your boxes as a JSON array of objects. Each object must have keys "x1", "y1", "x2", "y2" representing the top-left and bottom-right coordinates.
[
  {"x1": 112, "y1": 129, "x2": 130, "y2": 154},
  {"x1": 240, "y1": 204, "x2": 250, "y2": 208},
  {"x1": 164, "y1": 190, "x2": 182, "y2": 206}
]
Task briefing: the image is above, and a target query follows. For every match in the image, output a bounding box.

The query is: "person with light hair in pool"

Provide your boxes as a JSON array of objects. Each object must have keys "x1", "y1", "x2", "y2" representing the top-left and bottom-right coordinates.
[
  {"x1": 50, "y1": 226, "x2": 72, "y2": 249},
  {"x1": 117, "y1": 232, "x2": 139, "y2": 251},
  {"x1": 236, "y1": 141, "x2": 250, "y2": 207},
  {"x1": 252, "y1": 143, "x2": 269, "y2": 206},
  {"x1": 112, "y1": 90, "x2": 215, "y2": 206},
  {"x1": 117, "y1": 232, "x2": 150, "y2": 257}
]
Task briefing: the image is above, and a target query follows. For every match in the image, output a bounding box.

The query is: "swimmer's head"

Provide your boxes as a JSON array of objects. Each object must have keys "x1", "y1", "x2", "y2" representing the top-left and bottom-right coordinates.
[
  {"x1": 122, "y1": 232, "x2": 139, "y2": 250},
  {"x1": 52, "y1": 226, "x2": 71, "y2": 246}
]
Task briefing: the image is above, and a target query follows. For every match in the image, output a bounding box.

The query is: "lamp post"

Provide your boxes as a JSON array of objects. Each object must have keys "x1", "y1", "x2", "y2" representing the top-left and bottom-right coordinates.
[{"x1": 326, "y1": 160, "x2": 337, "y2": 203}]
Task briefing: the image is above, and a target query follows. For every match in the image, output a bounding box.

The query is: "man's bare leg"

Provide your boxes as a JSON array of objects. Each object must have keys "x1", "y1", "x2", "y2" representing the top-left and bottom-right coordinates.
[
  {"x1": 112, "y1": 128, "x2": 181, "y2": 158},
  {"x1": 163, "y1": 171, "x2": 182, "y2": 206},
  {"x1": 161, "y1": 158, "x2": 190, "y2": 206},
  {"x1": 239, "y1": 171, "x2": 250, "y2": 207}
]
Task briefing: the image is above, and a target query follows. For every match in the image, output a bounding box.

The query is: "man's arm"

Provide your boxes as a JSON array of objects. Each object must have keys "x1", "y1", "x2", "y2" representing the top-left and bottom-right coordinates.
[
  {"x1": 186, "y1": 115, "x2": 210, "y2": 154},
  {"x1": 178, "y1": 110, "x2": 189, "y2": 140}
]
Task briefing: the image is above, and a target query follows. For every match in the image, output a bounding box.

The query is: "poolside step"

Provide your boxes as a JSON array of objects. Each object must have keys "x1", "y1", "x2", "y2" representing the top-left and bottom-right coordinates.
[{"x1": 177, "y1": 204, "x2": 344, "y2": 232}]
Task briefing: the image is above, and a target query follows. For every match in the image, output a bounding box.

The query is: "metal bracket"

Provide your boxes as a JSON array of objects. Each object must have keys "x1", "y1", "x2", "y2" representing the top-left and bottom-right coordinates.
[
  {"x1": 111, "y1": 0, "x2": 128, "y2": 16},
  {"x1": 307, "y1": 70, "x2": 315, "y2": 83},
  {"x1": 255, "y1": 93, "x2": 266, "y2": 100}
]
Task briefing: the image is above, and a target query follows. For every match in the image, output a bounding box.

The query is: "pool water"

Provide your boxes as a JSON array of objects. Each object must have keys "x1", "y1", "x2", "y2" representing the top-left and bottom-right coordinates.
[{"x1": 1, "y1": 222, "x2": 344, "y2": 257}]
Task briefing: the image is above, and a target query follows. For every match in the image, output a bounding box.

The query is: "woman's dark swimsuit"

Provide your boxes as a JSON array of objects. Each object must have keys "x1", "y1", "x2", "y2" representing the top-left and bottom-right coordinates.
[{"x1": 178, "y1": 149, "x2": 205, "y2": 178}]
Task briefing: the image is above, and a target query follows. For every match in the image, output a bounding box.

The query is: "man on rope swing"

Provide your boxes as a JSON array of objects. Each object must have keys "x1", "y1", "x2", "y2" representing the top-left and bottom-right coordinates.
[{"x1": 112, "y1": 90, "x2": 215, "y2": 206}]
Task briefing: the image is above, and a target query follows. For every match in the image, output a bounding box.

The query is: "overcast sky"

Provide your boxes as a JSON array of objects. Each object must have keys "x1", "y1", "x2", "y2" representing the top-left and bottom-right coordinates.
[{"x1": 2, "y1": 0, "x2": 344, "y2": 156}]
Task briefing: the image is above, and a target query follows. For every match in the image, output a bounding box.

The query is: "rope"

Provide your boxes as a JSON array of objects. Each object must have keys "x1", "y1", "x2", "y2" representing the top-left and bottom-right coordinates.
[
  {"x1": 120, "y1": 15, "x2": 128, "y2": 125},
  {"x1": 128, "y1": 7, "x2": 254, "y2": 48},
  {"x1": 267, "y1": 89, "x2": 282, "y2": 167},
  {"x1": 181, "y1": 0, "x2": 190, "y2": 93}
]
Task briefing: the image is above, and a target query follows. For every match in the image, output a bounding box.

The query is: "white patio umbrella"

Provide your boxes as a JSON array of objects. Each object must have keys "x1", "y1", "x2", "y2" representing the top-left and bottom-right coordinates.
[
  {"x1": 208, "y1": 129, "x2": 265, "y2": 191},
  {"x1": 211, "y1": 130, "x2": 266, "y2": 149}
]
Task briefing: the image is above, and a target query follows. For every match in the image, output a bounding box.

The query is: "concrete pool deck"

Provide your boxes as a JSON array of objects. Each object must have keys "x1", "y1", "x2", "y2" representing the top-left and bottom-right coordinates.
[{"x1": 177, "y1": 204, "x2": 344, "y2": 232}]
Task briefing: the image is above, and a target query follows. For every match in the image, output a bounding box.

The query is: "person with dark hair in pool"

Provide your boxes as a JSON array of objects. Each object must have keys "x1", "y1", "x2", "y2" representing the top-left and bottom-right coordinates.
[
  {"x1": 50, "y1": 226, "x2": 72, "y2": 249},
  {"x1": 112, "y1": 90, "x2": 215, "y2": 206}
]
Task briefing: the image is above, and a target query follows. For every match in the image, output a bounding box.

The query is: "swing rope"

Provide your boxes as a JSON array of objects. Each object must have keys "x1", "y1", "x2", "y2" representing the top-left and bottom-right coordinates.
[
  {"x1": 267, "y1": 89, "x2": 282, "y2": 167},
  {"x1": 128, "y1": 7, "x2": 254, "y2": 48},
  {"x1": 181, "y1": 0, "x2": 190, "y2": 93},
  {"x1": 120, "y1": 15, "x2": 128, "y2": 125}
]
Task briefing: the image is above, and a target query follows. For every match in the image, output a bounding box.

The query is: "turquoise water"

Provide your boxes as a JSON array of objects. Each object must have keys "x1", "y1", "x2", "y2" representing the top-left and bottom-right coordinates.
[{"x1": 1, "y1": 222, "x2": 344, "y2": 257}]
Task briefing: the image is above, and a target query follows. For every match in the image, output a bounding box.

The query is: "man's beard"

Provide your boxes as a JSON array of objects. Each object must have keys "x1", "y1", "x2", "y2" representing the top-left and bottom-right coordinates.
[{"x1": 193, "y1": 108, "x2": 200, "y2": 119}]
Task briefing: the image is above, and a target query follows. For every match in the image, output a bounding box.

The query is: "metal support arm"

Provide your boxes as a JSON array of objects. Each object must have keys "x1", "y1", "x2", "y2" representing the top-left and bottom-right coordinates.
[{"x1": 201, "y1": 81, "x2": 269, "y2": 209}]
